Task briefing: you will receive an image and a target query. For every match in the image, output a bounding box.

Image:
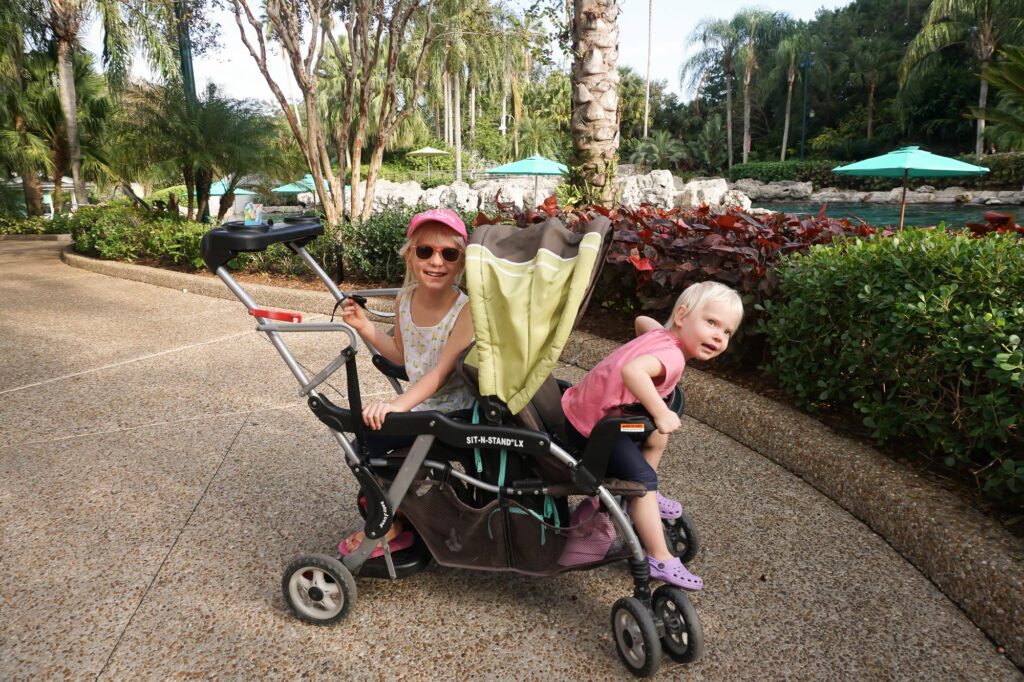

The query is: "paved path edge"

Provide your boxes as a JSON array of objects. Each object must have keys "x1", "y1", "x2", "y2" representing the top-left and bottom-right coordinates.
[{"x1": 60, "y1": 245, "x2": 1024, "y2": 668}]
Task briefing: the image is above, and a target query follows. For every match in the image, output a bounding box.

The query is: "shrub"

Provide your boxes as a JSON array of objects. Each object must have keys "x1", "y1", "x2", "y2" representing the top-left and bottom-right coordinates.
[
  {"x1": 70, "y1": 204, "x2": 206, "y2": 269},
  {"x1": 0, "y1": 214, "x2": 72, "y2": 235},
  {"x1": 341, "y1": 208, "x2": 411, "y2": 283},
  {"x1": 730, "y1": 153, "x2": 1024, "y2": 190},
  {"x1": 760, "y1": 229, "x2": 1024, "y2": 505}
]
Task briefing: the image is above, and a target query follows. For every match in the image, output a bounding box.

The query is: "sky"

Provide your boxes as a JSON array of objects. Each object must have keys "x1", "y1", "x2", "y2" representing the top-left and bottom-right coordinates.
[{"x1": 83, "y1": 0, "x2": 855, "y2": 105}]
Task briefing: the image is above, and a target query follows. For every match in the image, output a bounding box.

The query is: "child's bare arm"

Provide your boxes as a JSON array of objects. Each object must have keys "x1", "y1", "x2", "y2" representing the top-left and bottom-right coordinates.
[
  {"x1": 341, "y1": 298, "x2": 404, "y2": 364},
  {"x1": 634, "y1": 316, "x2": 662, "y2": 336},
  {"x1": 621, "y1": 354, "x2": 682, "y2": 434}
]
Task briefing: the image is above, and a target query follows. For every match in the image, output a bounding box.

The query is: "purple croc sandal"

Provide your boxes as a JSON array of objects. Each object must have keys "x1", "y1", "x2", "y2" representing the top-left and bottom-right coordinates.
[
  {"x1": 648, "y1": 556, "x2": 703, "y2": 591},
  {"x1": 656, "y1": 491, "x2": 683, "y2": 520}
]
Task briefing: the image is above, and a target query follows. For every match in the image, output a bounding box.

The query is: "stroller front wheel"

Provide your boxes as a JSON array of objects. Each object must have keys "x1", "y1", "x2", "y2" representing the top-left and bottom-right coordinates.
[
  {"x1": 663, "y1": 510, "x2": 700, "y2": 564},
  {"x1": 611, "y1": 596, "x2": 662, "y2": 677},
  {"x1": 282, "y1": 554, "x2": 356, "y2": 625},
  {"x1": 652, "y1": 585, "x2": 704, "y2": 663}
]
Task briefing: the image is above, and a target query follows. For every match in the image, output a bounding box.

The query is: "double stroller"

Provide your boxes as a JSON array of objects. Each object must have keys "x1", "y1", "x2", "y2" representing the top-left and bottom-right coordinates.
[{"x1": 201, "y1": 214, "x2": 704, "y2": 676}]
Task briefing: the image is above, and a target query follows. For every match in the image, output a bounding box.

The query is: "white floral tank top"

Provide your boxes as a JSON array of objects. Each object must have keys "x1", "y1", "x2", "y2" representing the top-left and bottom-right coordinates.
[{"x1": 399, "y1": 287, "x2": 475, "y2": 413}]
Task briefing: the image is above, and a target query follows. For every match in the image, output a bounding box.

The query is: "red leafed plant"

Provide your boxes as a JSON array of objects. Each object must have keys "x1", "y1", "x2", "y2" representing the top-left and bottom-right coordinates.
[{"x1": 476, "y1": 200, "x2": 887, "y2": 317}]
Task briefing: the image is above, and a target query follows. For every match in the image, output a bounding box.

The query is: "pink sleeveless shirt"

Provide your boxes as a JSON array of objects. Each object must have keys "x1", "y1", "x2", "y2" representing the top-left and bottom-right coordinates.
[{"x1": 561, "y1": 329, "x2": 686, "y2": 437}]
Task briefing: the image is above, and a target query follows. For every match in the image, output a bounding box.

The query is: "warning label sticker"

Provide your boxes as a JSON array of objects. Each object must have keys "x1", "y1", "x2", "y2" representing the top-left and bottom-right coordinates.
[{"x1": 620, "y1": 423, "x2": 646, "y2": 433}]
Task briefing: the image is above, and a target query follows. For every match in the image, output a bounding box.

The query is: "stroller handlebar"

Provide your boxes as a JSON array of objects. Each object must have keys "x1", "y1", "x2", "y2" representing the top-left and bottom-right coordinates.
[{"x1": 308, "y1": 394, "x2": 554, "y2": 458}]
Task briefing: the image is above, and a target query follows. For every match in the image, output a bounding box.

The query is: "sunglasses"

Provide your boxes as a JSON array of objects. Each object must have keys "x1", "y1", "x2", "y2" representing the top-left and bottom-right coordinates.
[{"x1": 414, "y1": 245, "x2": 462, "y2": 262}]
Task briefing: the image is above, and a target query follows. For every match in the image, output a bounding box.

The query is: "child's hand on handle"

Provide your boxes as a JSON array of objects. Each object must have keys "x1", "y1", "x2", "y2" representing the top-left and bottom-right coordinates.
[
  {"x1": 341, "y1": 298, "x2": 369, "y2": 333},
  {"x1": 654, "y1": 409, "x2": 682, "y2": 435},
  {"x1": 362, "y1": 401, "x2": 406, "y2": 430}
]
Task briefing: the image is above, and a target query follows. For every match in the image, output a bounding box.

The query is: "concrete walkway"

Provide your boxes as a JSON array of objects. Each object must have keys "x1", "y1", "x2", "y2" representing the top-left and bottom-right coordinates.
[{"x1": 1, "y1": 240, "x2": 1019, "y2": 680}]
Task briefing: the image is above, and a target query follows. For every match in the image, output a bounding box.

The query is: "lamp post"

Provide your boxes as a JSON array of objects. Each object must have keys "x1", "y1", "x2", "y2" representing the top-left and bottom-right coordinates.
[{"x1": 799, "y1": 52, "x2": 814, "y2": 161}]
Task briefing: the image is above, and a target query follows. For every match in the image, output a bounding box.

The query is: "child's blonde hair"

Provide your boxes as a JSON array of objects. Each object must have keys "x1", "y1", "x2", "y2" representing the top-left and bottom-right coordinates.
[
  {"x1": 665, "y1": 281, "x2": 744, "y2": 330},
  {"x1": 398, "y1": 222, "x2": 467, "y2": 294}
]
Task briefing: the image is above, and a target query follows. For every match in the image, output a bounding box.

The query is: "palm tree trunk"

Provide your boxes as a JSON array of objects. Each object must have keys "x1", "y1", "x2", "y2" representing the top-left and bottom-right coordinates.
[
  {"x1": 725, "y1": 74, "x2": 734, "y2": 169},
  {"x1": 434, "y1": 104, "x2": 441, "y2": 139},
  {"x1": 781, "y1": 77, "x2": 794, "y2": 161},
  {"x1": 500, "y1": 78, "x2": 508, "y2": 136},
  {"x1": 643, "y1": 0, "x2": 651, "y2": 138},
  {"x1": 21, "y1": 169, "x2": 44, "y2": 216},
  {"x1": 867, "y1": 83, "x2": 875, "y2": 140},
  {"x1": 443, "y1": 71, "x2": 451, "y2": 146},
  {"x1": 742, "y1": 68, "x2": 752, "y2": 164},
  {"x1": 454, "y1": 71, "x2": 463, "y2": 183},
  {"x1": 217, "y1": 190, "x2": 235, "y2": 221},
  {"x1": 469, "y1": 84, "x2": 476, "y2": 145},
  {"x1": 976, "y1": 63, "x2": 989, "y2": 160},
  {"x1": 183, "y1": 165, "x2": 195, "y2": 221},
  {"x1": 56, "y1": 38, "x2": 87, "y2": 207},
  {"x1": 52, "y1": 170, "x2": 64, "y2": 216},
  {"x1": 570, "y1": 0, "x2": 620, "y2": 205}
]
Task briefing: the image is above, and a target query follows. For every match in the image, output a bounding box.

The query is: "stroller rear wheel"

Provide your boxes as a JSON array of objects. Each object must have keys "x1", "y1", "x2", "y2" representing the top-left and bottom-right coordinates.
[
  {"x1": 663, "y1": 510, "x2": 700, "y2": 564},
  {"x1": 610, "y1": 596, "x2": 662, "y2": 677},
  {"x1": 282, "y1": 554, "x2": 356, "y2": 625},
  {"x1": 652, "y1": 585, "x2": 704, "y2": 663}
]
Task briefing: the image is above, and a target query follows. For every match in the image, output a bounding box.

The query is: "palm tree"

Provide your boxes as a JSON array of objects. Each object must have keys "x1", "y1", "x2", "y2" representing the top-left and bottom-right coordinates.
[
  {"x1": 900, "y1": 0, "x2": 1024, "y2": 159},
  {"x1": 628, "y1": 130, "x2": 686, "y2": 169},
  {"x1": 848, "y1": 37, "x2": 897, "y2": 142},
  {"x1": 682, "y1": 18, "x2": 738, "y2": 169},
  {"x1": 771, "y1": 25, "x2": 806, "y2": 161},
  {"x1": 0, "y1": 0, "x2": 48, "y2": 215},
  {"x1": 570, "y1": 0, "x2": 620, "y2": 204},
  {"x1": 518, "y1": 117, "x2": 559, "y2": 157},
  {"x1": 969, "y1": 45, "x2": 1024, "y2": 149},
  {"x1": 732, "y1": 8, "x2": 786, "y2": 164}
]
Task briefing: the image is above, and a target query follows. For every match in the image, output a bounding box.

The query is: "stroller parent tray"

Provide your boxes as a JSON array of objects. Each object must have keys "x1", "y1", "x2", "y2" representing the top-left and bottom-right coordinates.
[{"x1": 201, "y1": 219, "x2": 324, "y2": 272}]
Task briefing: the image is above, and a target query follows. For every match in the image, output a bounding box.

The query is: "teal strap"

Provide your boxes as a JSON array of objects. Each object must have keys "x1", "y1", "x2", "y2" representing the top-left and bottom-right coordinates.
[
  {"x1": 471, "y1": 404, "x2": 483, "y2": 475},
  {"x1": 543, "y1": 495, "x2": 560, "y2": 528}
]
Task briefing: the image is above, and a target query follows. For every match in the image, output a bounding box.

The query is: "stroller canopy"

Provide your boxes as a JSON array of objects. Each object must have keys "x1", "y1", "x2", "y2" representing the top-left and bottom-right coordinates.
[{"x1": 465, "y1": 216, "x2": 612, "y2": 414}]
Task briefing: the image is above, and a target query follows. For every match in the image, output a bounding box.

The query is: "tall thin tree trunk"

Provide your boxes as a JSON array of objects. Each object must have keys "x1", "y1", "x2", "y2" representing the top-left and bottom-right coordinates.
[
  {"x1": 742, "y1": 69, "x2": 752, "y2": 164},
  {"x1": 469, "y1": 84, "x2": 476, "y2": 145},
  {"x1": 21, "y1": 169, "x2": 44, "y2": 216},
  {"x1": 643, "y1": 0, "x2": 651, "y2": 138},
  {"x1": 454, "y1": 71, "x2": 463, "y2": 183},
  {"x1": 725, "y1": 74, "x2": 734, "y2": 169},
  {"x1": 183, "y1": 165, "x2": 195, "y2": 221},
  {"x1": 56, "y1": 39, "x2": 87, "y2": 207},
  {"x1": 52, "y1": 170, "x2": 64, "y2": 216},
  {"x1": 866, "y1": 83, "x2": 875, "y2": 140},
  {"x1": 434, "y1": 104, "x2": 441, "y2": 139},
  {"x1": 976, "y1": 64, "x2": 988, "y2": 160},
  {"x1": 443, "y1": 71, "x2": 451, "y2": 145},
  {"x1": 570, "y1": 0, "x2": 620, "y2": 205},
  {"x1": 500, "y1": 81, "x2": 508, "y2": 136},
  {"x1": 781, "y1": 76, "x2": 794, "y2": 161}
]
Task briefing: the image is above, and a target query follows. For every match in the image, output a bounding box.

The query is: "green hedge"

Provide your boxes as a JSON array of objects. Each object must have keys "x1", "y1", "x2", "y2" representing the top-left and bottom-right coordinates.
[
  {"x1": 0, "y1": 214, "x2": 74, "y2": 235},
  {"x1": 760, "y1": 229, "x2": 1024, "y2": 504},
  {"x1": 730, "y1": 153, "x2": 1024, "y2": 190},
  {"x1": 70, "y1": 204, "x2": 207, "y2": 268}
]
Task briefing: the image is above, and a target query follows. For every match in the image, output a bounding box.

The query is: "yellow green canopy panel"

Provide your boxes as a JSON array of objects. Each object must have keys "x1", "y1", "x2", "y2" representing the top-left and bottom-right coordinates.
[{"x1": 465, "y1": 216, "x2": 612, "y2": 414}]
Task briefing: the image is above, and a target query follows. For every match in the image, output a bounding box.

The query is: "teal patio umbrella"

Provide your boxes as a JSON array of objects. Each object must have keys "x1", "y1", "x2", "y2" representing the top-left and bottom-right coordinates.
[
  {"x1": 210, "y1": 179, "x2": 256, "y2": 197},
  {"x1": 484, "y1": 154, "x2": 568, "y2": 200},
  {"x1": 270, "y1": 173, "x2": 317, "y2": 194},
  {"x1": 833, "y1": 146, "x2": 989, "y2": 229}
]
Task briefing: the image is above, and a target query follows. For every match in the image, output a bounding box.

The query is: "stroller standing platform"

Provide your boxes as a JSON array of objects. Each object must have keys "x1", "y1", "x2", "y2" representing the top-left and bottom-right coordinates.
[{"x1": 200, "y1": 216, "x2": 704, "y2": 676}]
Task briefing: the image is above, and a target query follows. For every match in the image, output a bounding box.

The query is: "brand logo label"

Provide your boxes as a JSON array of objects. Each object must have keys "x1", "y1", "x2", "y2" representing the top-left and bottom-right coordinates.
[{"x1": 465, "y1": 435, "x2": 525, "y2": 449}]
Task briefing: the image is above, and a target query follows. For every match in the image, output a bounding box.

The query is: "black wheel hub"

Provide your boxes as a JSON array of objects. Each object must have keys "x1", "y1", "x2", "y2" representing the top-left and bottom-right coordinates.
[{"x1": 307, "y1": 586, "x2": 324, "y2": 601}]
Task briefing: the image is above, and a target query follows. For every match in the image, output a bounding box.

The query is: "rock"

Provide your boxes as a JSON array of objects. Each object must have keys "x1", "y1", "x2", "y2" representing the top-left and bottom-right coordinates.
[
  {"x1": 718, "y1": 189, "x2": 752, "y2": 212},
  {"x1": 810, "y1": 187, "x2": 863, "y2": 203},
  {"x1": 672, "y1": 177, "x2": 729, "y2": 208},
  {"x1": 732, "y1": 179, "x2": 813, "y2": 201},
  {"x1": 954, "y1": 193, "x2": 973, "y2": 203},
  {"x1": 915, "y1": 185, "x2": 936, "y2": 193},
  {"x1": 615, "y1": 170, "x2": 676, "y2": 208},
  {"x1": 368, "y1": 179, "x2": 423, "y2": 210},
  {"x1": 473, "y1": 177, "x2": 560, "y2": 210},
  {"x1": 440, "y1": 182, "x2": 479, "y2": 212},
  {"x1": 985, "y1": 198, "x2": 1004, "y2": 205}
]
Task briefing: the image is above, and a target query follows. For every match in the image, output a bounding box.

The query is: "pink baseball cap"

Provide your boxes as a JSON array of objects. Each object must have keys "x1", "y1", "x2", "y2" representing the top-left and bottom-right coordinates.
[{"x1": 407, "y1": 208, "x2": 468, "y2": 240}]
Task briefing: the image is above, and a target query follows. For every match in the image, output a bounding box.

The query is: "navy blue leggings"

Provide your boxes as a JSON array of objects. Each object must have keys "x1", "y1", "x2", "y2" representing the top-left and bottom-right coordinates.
[{"x1": 565, "y1": 419, "x2": 659, "y2": 491}]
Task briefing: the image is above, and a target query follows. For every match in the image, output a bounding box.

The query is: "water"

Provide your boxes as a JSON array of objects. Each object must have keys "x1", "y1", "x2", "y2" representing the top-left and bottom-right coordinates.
[{"x1": 758, "y1": 201, "x2": 1023, "y2": 227}]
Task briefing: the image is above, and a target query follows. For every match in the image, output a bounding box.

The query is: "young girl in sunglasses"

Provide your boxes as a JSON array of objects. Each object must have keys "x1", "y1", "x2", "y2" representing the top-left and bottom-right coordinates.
[{"x1": 338, "y1": 208, "x2": 475, "y2": 556}]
